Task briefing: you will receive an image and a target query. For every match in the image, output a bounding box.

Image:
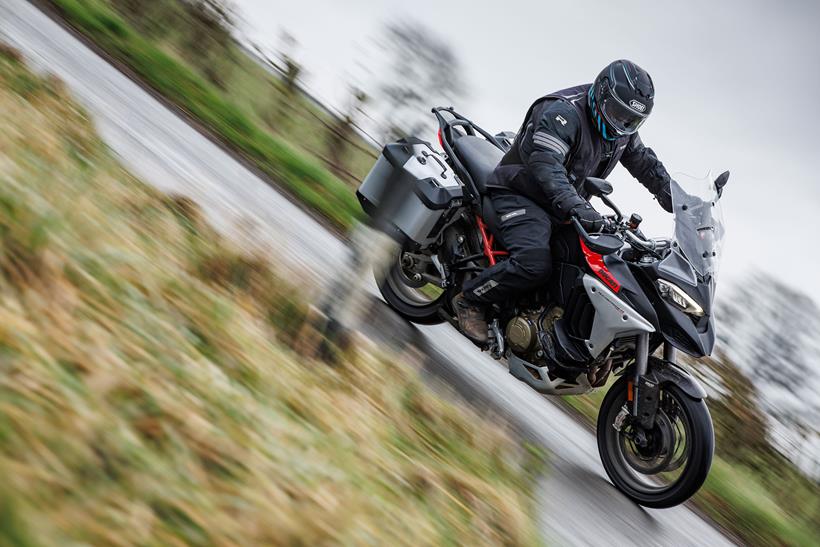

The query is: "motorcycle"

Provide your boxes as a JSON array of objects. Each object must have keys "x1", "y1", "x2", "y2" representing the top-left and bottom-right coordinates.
[{"x1": 357, "y1": 107, "x2": 728, "y2": 508}]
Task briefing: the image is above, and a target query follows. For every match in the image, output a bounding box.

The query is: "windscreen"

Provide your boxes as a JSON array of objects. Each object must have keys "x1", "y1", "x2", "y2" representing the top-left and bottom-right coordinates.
[{"x1": 671, "y1": 173, "x2": 726, "y2": 278}]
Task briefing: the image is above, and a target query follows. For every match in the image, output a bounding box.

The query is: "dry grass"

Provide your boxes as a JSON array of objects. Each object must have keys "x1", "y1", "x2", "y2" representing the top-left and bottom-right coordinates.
[{"x1": 0, "y1": 48, "x2": 542, "y2": 545}]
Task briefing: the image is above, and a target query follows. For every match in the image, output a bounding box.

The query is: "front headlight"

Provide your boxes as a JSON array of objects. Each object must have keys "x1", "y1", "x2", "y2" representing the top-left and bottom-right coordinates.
[{"x1": 657, "y1": 279, "x2": 704, "y2": 317}]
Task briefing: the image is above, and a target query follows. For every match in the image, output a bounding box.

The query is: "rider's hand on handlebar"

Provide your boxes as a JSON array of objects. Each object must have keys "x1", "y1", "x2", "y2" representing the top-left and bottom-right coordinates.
[
  {"x1": 570, "y1": 202, "x2": 605, "y2": 233},
  {"x1": 601, "y1": 217, "x2": 619, "y2": 234}
]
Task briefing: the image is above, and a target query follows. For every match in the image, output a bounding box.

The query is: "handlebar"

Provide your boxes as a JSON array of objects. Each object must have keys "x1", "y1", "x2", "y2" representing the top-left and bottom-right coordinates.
[
  {"x1": 575, "y1": 187, "x2": 665, "y2": 256},
  {"x1": 572, "y1": 214, "x2": 663, "y2": 257},
  {"x1": 623, "y1": 229, "x2": 657, "y2": 252}
]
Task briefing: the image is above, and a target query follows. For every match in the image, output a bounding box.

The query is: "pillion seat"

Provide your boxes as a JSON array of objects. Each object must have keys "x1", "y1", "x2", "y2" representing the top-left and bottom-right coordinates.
[{"x1": 452, "y1": 135, "x2": 504, "y2": 195}]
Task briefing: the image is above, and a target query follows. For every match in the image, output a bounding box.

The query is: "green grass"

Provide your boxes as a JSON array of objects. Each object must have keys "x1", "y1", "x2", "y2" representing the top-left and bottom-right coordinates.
[
  {"x1": 45, "y1": 0, "x2": 364, "y2": 231},
  {"x1": 0, "y1": 46, "x2": 543, "y2": 545},
  {"x1": 561, "y1": 384, "x2": 607, "y2": 424},
  {"x1": 219, "y1": 51, "x2": 378, "y2": 182},
  {"x1": 700, "y1": 460, "x2": 817, "y2": 546}
]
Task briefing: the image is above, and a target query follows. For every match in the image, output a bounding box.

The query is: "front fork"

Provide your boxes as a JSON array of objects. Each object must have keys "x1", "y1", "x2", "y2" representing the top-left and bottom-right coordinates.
[
  {"x1": 615, "y1": 337, "x2": 706, "y2": 434},
  {"x1": 629, "y1": 333, "x2": 672, "y2": 429}
]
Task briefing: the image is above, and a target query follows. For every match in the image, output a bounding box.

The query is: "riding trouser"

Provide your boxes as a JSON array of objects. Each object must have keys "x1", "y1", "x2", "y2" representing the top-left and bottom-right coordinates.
[{"x1": 462, "y1": 191, "x2": 554, "y2": 305}]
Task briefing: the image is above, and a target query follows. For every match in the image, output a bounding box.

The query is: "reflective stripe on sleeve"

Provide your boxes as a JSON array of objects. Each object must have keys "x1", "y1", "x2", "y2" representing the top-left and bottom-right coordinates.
[{"x1": 532, "y1": 131, "x2": 570, "y2": 156}]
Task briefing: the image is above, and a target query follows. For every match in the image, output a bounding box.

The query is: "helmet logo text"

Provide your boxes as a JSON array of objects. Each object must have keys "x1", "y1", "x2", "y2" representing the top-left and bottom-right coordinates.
[{"x1": 629, "y1": 100, "x2": 646, "y2": 113}]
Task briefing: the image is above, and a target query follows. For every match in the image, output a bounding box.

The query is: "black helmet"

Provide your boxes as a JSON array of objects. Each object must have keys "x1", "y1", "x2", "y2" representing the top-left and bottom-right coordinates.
[{"x1": 588, "y1": 60, "x2": 654, "y2": 140}]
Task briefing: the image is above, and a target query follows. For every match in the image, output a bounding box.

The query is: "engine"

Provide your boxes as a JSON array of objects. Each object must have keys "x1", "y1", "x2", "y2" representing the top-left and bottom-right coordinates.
[
  {"x1": 505, "y1": 307, "x2": 563, "y2": 360},
  {"x1": 505, "y1": 306, "x2": 616, "y2": 388}
]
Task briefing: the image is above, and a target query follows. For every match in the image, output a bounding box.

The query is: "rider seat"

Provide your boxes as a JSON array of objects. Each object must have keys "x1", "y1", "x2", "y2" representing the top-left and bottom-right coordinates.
[{"x1": 452, "y1": 135, "x2": 504, "y2": 195}]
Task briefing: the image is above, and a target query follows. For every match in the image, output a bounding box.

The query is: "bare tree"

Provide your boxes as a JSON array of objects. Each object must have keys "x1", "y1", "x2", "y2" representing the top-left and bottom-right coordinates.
[
  {"x1": 109, "y1": 0, "x2": 178, "y2": 38},
  {"x1": 260, "y1": 31, "x2": 304, "y2": 130},
  {"x1": 185, "y1": 0, "x2": 234, "y2": 41},
  {"x1": 325, "y1": 87, "x2": 369, "y2": 178},
  {"x1": 182, "y1": 0, "x2": 236, "y2": 88},
  {"x1": 281, "y1": 56, "x2": 302, "y2": 98},
  {"x1": 376, "y1": 22, "x2": 466, "y2": 141}
]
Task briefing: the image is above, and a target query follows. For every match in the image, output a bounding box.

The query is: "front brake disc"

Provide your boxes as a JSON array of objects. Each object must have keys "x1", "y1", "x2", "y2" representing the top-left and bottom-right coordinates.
[{"x1": 621, "y1": 410, "x2": 675, "y2": 475}]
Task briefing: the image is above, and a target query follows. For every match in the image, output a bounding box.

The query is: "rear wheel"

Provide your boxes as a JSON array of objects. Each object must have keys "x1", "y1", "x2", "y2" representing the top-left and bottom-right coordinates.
[
  {"x1": 596, "y1": 377, "x2": 714, "y2": 508},
  {"x1": 376, "y1": 247, "x2": 450, "y2": 325}
]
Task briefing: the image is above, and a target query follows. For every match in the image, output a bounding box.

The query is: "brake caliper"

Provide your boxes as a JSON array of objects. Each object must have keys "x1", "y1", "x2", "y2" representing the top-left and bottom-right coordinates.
[{"x1": 612, "y1": 404, "x2": 630, "y2": 432}]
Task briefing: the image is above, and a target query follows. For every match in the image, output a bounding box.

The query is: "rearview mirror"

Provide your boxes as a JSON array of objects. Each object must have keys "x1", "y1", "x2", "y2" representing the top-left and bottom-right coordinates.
[
  {"x1": 714, "y1": 171, "x2": 730, "y2": 198},
  {"x1": 584, "y1": 177, "x2": 613, "y2": 197}
]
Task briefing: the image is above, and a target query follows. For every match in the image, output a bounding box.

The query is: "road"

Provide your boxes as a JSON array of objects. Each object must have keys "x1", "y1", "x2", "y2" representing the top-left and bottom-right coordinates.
[{"x1": 0, "y1": 2, "x2": 733, "y2": 544}]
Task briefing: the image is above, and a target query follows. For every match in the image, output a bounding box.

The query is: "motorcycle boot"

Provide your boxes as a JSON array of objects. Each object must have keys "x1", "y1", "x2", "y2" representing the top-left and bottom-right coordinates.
[{"x1": 453, "y1": 292, "x2": 489, "y2": 344}]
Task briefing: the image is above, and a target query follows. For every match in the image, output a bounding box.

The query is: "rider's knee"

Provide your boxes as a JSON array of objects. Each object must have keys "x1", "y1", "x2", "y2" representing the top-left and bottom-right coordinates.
[{"x1": 517, "y1": 246, "x2": 552, "y2": 281}]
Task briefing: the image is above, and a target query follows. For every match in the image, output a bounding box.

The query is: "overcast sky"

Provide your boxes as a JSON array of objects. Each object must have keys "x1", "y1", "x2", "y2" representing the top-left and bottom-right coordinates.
[{"x1": 236, "y1": 0, "x2": 820, "y2": 299}]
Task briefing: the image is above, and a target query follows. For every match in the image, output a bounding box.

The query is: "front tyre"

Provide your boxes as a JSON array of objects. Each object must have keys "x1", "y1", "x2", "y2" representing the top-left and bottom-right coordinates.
[
  {"x1": 597, "y1": 377, "x2": 714, "y2": 508},
  {"x1": 376, "y1": 247, "x2": 450, "y2": 325}
]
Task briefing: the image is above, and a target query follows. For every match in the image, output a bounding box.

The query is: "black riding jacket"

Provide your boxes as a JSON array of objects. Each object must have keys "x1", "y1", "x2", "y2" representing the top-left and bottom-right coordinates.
[{"x1": 487, "y1": 84, "x2": 674, "y2": 219}]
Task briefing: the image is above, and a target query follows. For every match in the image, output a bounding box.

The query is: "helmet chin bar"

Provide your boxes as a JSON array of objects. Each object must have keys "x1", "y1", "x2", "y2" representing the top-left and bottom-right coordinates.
[
  {"x1": 601, "y1": 121, "x2": 618, "y2": 141},
  {"x1": 589, "y1": 87, "x2": 620, "y2": 141}
]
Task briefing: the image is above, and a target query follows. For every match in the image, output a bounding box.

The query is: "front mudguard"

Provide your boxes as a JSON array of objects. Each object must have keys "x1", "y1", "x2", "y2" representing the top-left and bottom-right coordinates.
[{"x1": 644, "y1": 357, "x2": 707, "y2": 400}]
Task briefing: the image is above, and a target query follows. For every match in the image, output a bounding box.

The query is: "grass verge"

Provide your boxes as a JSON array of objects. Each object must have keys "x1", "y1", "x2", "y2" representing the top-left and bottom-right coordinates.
[
  {"x1": 0, "y1": 46, "x2": 543, "y2": 545},
  {"x1": 41, "y1": 0, "x2": 363, "y2": 232}
]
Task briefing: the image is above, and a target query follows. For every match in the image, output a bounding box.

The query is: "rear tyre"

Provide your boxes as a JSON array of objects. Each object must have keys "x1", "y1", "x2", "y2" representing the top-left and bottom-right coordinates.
[
  {"x1": 376, "y1": 248, "x2": 450, "y2": 325},
  {"x1": 596, "y1": 377, "x2": 714, "y2": 508}
]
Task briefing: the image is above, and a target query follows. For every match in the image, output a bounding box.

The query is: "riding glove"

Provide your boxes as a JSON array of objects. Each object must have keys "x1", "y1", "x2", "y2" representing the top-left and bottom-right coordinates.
[{"x1": 571, "y1": 202, "x2": 605, "y2": 233}]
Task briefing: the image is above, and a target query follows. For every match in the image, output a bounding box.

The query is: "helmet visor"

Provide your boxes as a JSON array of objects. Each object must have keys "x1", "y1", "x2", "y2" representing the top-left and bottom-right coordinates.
[{"x1": 600, "y1": 92, "x2": 648, "y2": 136}]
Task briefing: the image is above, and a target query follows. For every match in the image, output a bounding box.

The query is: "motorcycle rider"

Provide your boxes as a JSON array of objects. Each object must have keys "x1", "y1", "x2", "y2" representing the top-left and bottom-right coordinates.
[{"x1": 454, "y1": 59, "x2": 675, "y2": 346}]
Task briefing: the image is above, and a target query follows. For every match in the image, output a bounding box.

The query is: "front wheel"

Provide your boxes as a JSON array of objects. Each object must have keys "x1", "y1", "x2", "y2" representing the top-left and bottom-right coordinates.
[
  {"x1": 596, "y1": 377, "x2": 714, "y2": 508},
  {"x1": 376, "y1": 247, "x2": 451, "y2": 325}
]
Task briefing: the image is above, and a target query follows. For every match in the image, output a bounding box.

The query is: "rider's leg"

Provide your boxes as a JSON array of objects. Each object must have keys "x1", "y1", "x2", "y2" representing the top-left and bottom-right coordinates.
[{"x1": 456, "y1": 192, "x2": 553, "y2": 341}]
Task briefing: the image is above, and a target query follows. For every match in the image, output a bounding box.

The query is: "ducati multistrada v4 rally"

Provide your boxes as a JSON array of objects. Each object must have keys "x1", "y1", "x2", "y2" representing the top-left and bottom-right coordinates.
[{"x1": 357, "y1": 107, "x2": 728, "y2": 508}]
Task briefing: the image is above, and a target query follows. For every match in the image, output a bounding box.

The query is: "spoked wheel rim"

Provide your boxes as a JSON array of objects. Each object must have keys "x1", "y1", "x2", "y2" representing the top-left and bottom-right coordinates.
[{"x1": 606, "y1": 387, "x2": 694, "y2": 493}]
